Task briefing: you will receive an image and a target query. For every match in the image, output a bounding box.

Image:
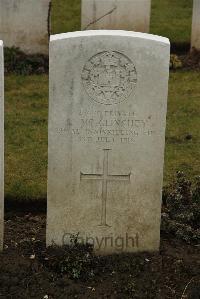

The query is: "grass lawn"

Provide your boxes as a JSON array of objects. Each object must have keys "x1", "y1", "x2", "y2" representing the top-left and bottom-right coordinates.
[
  {"x1": 51, "y1": 0, "x2": 193, "y2": 44},
  {"x1": 164, "y1": 70, "x2": 200, "y2": 184},
  {"x1": 5, "y1": 71, "x2": 200, "y2": 201},
  {"x1": 5, "y1": 75, "x2": 48, "y2": 201}
]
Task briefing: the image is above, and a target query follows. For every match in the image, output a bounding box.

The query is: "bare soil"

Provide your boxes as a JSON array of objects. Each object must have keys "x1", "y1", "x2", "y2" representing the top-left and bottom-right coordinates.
[{"x1": 0, "y1": 210, "x2": 199, "y2": 299}]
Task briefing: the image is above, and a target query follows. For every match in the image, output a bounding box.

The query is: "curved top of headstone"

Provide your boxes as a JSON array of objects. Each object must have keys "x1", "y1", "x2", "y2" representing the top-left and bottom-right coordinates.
[
  {"x1": 0, "y1": 41, "x2": 3, "y2": 46},
  {"x1": 50, "y1": 30, "x2": 170, "y2": 45}
]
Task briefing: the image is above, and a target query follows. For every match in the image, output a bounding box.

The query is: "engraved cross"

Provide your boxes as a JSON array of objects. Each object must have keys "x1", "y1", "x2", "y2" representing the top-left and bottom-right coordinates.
[{"x1": 80, "y1": 149, "x2": 131, "y2": 227}]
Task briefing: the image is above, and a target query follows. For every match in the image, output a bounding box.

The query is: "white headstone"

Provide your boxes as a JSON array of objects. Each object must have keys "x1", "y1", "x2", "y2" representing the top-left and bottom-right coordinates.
[
  {"x1": 81, "y1": 0, "x2": 151, "y2": 32},
  {"x1": 47, "y1": 30, "x2": 170, "y2": 254},
  {"x1": 0, "y1": 0, "x2": 51, "y2": 55},
  {"x1": 191, "y1": 0, "x2": 200, "y2": 50},
  {"x1": 0, "y1": 41, "x2": 4, "y2": 251}
]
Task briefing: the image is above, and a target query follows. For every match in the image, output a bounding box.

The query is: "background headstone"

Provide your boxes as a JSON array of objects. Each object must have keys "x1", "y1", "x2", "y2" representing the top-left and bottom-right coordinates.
[
  {"x1": 47, "y1": 30, "x2": 170, "y2": 254},
  {"x1": 191, "y1": 0, "x2": 200, "y2": 50},
  {"x1": 0, "y1": 41, "x2": 4, "y2": 251},
  {"x1": 81, "y1": 0, "x2": 151, "y2": 32},
  {"x1": 0, "y1": 0, "x2": 51, "y2": 55}
]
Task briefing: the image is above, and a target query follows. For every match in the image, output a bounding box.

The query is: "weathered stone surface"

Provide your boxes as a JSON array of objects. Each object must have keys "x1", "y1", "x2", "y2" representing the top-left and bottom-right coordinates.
[
  {"x1": 47, "y1": 30, "x2": 170, "y2": 254},
  {"x1": 0, "y1": 0, "x2": 51, "y2": 55},
  {"x1": 0, "y1": 41, "x2": 4, "y2": 251},
  {"x1": 81, "y1": 0, "x2": 151, "y2": 32},
  {"x1": 191, "y1": 0, "x2": 200, "y2": 50}
]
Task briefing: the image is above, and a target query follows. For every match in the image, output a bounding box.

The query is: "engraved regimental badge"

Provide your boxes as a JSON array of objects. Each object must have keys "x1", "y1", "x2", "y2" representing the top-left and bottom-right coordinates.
[{"x1": 81, "y1": 51, "x2": 137, "y2": 105}]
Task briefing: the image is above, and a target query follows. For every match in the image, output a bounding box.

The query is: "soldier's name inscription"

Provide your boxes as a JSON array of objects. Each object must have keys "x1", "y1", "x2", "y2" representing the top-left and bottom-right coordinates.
[{"x1": 55, "y1": 109, "x2": 154, "y2": 145}]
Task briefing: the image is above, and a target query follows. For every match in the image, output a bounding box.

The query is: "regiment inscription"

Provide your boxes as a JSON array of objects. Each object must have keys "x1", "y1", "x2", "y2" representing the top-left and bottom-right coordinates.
[{"x1": 55, "y1": 108, "x2": 154, "y2": 145}]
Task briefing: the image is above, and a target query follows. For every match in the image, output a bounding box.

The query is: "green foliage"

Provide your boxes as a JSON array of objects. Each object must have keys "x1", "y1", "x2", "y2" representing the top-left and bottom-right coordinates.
[
  {"x1": 43, "y1": 236, "x2": 94, "y2": 280},
  {"x1": 4, "y1": 47, "x2": 48, "y2": 75},
  {"x1": 124, "y1": 281, "x2": 136, "y2": 296},
  {"x1": 162, "y1": 172, "x2": 200, "y2": 243},
  {"x1": 170, "y1": 54, "x2": 183, "y2": 70}
]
